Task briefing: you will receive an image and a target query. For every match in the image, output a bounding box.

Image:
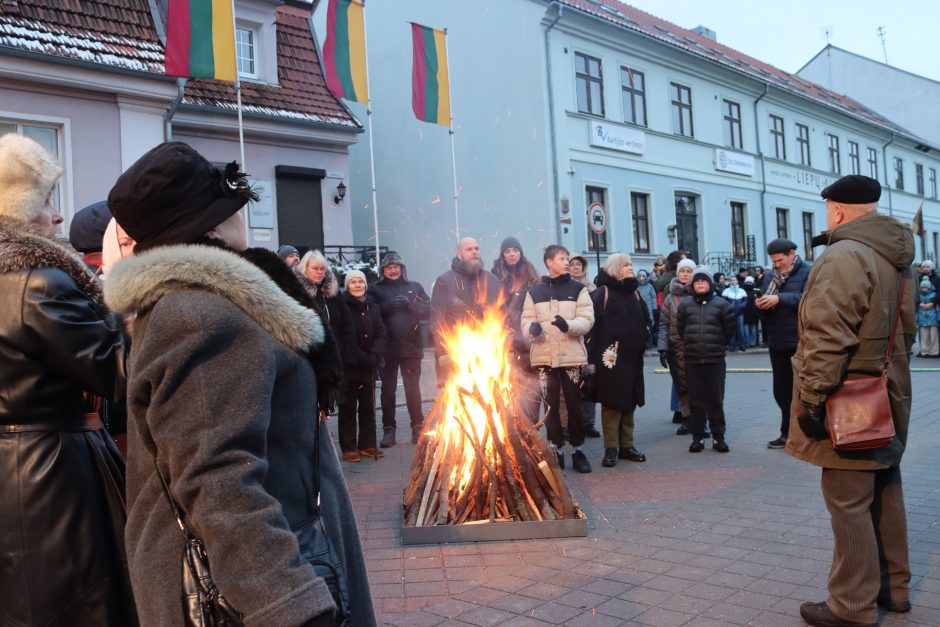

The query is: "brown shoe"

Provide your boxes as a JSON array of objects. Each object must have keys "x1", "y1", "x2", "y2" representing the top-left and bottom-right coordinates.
[
  {"x1": 343, "y1": 451, "x2": 360, "y2": 462},
  {"x1": 799, "y1": 601, "x2": 876, "y2": 627},
  {"x1": 359, "y1": 448, "x2": 384, "y2": 459}
]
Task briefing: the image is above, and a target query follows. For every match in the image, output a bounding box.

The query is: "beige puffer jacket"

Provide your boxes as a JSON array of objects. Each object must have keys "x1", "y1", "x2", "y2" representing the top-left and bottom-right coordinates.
[{"x1": 521, "y1": 273, "x2": 594, "y2": 368}]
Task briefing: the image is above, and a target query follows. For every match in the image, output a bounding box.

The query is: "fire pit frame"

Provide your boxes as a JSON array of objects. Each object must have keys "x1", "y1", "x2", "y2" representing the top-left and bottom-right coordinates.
[{"x1": 401, "y1": 511, "x2": 587, "y2": 545}]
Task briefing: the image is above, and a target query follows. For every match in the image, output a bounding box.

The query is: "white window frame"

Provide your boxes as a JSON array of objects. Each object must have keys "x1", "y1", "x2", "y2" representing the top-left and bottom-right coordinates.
[{"x1": 235, "y1": 23, "x2": 260, "y2": 80}]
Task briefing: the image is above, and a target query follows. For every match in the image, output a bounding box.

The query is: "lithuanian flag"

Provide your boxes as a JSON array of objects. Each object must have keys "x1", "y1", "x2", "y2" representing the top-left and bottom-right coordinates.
[
  {"x1": 411, "y1": 23, "x2": 451, "y2": 126},
  {"x1": 913, "y1": 201, "x2": 925, "y2": 237},
  {"x1": 165, "y1": 0, "x2": 236, "y2": 81},
  {"x1": 323, "y1": 0, "x2": 368, "y2": 103}
]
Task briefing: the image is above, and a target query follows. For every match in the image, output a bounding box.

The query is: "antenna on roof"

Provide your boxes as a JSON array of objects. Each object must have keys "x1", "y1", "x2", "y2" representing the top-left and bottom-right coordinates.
[
  {"x1": 876, "y1": 26, "x2": 888, "y2": 63},
  {"x1": 820, "y1": 26, "x2": 832, "y2": 44}
]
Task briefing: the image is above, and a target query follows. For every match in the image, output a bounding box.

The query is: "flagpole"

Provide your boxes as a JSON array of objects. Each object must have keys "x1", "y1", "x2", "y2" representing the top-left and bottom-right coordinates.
[
  {"x1": 443, "y1": 28, "x2": 459, "y2": 238},
  {"x1": 230, "y1": 0, "x2": 246, "y2": 171},
  {"x1": 361, "y1": 0, "x2": 381, "y2": 265}
]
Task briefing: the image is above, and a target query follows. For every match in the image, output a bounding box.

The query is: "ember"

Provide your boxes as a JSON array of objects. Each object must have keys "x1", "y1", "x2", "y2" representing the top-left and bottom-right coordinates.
[{"x1": 403, "y1": 308, "x2": 581, "y2": 527}]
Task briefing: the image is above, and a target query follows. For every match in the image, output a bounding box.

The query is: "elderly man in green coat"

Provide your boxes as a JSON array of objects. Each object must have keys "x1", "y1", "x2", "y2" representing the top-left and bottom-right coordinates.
[{"x1": 788, "y1": 175, "x2": 916, "y2": 627}]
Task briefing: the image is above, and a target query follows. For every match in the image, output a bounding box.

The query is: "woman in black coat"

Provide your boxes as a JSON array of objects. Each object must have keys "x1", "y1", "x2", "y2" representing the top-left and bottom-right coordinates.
[
  {"x1": 0, "y1": 134, "x2": 134, "y2": 625},
  {"x1": 339, "y1": 270, "x2": 387, "y2": 462},
  {"x1": 587, "y1": 253, "x2": 651, "y2": 468}
]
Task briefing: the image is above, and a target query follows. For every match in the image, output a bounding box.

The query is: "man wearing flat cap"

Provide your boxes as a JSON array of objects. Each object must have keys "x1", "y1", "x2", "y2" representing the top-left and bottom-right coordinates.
[
  {"x1": 756, "y1": 237, "x2": 810, "y2": 449},
  {"x1": 788, "y1": 174, "x2": 916, "y2": 627}
]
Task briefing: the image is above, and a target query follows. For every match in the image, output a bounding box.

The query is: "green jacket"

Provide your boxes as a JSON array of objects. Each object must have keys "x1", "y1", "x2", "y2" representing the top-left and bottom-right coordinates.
[{"x1": 786, "y1": 213, "x2": 916, "y2": 469}]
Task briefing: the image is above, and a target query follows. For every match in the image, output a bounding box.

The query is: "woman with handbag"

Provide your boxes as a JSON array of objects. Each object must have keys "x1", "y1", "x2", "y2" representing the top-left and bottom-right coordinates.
[
  {"x1": 104, "y1": 142, "x2": 375, "y2": 626},
  {"x1": 587, "y1": 253, "x2": 650, "y2": 467},
  {"x1": 0, "y1": 134, "x2": 135, "y2": 625}
]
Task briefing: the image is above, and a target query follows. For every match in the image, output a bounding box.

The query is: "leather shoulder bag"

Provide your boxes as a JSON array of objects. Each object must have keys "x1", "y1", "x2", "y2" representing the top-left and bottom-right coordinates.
[{"x1": 824, "y1": 271, "x2": 904, "y2": 451}]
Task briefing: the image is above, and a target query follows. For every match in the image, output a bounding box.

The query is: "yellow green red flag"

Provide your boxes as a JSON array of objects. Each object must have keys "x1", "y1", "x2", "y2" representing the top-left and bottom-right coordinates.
[
  {"x1": 323, "y1": 0, "x2": 368, "y2": 103},
  {"x1": 411, "y1": 23, "x2": 451, "y2": 126},
  {"x1": 165, "y1": 0, "x2": 236, "y2": 82}
]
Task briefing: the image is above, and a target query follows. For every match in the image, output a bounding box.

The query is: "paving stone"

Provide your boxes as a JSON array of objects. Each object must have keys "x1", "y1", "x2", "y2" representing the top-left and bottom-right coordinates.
[{"x1": 632, "y1": 605, "x2": 696, "y2": 626}]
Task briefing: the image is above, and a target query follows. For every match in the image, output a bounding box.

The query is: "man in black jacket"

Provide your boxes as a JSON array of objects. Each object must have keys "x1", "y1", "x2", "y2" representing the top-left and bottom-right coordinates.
[
  {"x1": 370, "y1": 252, "x2": 430, "y2": 447},
  {"x1": 757, "y1": 239, "x2": 810, "y2": 449}
]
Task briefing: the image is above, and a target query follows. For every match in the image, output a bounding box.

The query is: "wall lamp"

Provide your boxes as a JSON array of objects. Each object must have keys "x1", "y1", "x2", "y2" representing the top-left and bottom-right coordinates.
[{"x1": 334, "y1": 181, "x2": 347, "y2": 204}]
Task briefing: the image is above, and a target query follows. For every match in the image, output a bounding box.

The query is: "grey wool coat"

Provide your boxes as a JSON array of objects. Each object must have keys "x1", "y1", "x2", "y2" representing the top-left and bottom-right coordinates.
[{"x1": 104, "y1": 244, "x2": 376, "y2": 627}]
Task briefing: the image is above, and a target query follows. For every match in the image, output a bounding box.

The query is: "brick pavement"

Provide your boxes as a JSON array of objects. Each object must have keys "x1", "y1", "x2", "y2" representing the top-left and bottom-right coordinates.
[{"x1": 335, "y1": 350, "x2": 940, "y2": 626}]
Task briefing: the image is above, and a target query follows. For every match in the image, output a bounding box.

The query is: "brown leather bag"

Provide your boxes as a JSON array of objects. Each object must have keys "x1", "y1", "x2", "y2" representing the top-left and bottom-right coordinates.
[{"x1": 824, "y1": 272, "x2": 904, "y2": 451}]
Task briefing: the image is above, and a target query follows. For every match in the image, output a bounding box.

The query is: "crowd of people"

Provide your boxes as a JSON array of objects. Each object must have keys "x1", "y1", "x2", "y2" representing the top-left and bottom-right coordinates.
[{"x1": 0, "y1": 130, "x2": 918, "y2": 627}]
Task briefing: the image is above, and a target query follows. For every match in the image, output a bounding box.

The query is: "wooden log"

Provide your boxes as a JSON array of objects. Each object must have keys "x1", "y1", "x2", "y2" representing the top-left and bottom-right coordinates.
[{"x1": 415, "y1": 436, "x2": 444, "y2": 526}]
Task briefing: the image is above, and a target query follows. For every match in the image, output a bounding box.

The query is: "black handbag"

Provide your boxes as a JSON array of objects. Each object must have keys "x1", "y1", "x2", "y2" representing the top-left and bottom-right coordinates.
[{"x1": 156, "y1": 414, "x2": 350, "y2": 626}]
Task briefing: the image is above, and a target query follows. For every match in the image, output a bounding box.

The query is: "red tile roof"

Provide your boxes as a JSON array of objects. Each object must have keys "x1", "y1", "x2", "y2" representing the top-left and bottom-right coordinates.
[
  {"x1": 0, "y1": 0, "x2": 358, "y2": 129},
  {"x1": 183, "y1": 7, "x2": 359, "y2": 128},
  {"x1": 559, "y1": 0, "x2": 918, "y2": 142},
  {"x1": 0, "y1": 0, "x2": 163, "y2": 72}
]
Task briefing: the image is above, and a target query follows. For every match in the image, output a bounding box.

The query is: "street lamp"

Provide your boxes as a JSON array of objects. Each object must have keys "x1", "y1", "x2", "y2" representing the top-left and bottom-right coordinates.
[{"x1": 334, "y1": 181, "x2": 347, "y2": 204}]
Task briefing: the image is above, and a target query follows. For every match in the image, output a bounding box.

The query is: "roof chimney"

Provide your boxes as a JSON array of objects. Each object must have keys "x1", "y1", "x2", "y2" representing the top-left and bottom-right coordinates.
[{"x1": 691, "y1": 25, "x2": 717, "y2": 41}]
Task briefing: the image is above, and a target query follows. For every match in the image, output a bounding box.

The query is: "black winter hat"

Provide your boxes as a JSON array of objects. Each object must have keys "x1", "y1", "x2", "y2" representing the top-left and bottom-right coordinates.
[
  {"x1": 820, "y1": 174, "x2": 881, "y2": 204},
  {"x1": 766, "y1": 238, "x2": 797, "y2": 255},
  {"x1": 277, "y1": 244, "x2": 298, "y2": 259},
  {"x1": 692, "y1": 265, "x2": 714, "y2": 288},
  {"x1": 499, "y1": 236, "x2": 523, "y2": 255},
  {"x1": 69, "y1": 200, "x2": 112, "y2": 253},
  {"x1": 108, "y1": 142, "x2": 257, "y2": 252},
  {"x1": 381, "y1": 250, "x2": 404, "y2": 268}
]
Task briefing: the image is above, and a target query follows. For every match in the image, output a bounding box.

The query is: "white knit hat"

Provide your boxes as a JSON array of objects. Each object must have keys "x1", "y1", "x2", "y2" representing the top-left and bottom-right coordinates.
[
  {"x1": 345, "y1": 269, "x2": 367, "y2": 287},
  {"x1": 0, "y1": 134, "x2": 62, "y2": 223},
  {"x1": 676, "y1": 258, "x2": 696, "y2": 273}
]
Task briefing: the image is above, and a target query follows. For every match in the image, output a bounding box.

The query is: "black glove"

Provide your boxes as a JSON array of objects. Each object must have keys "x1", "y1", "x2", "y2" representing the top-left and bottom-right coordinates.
[
  {"x1": 529, "y1": 322, "x2": 543, "y2": 337},
  {"x1": 659, "y1": 351, "x2": 669, "y2": 370},
  {"x1": 796, "y1": 401, "x2": 828, "y2": 440},
  {"x1": 393, "y1": 295, "x2": 410, "y2": 308},
  {"x1": 551, "y1": 315, "x2": 569, "y2": 333}
]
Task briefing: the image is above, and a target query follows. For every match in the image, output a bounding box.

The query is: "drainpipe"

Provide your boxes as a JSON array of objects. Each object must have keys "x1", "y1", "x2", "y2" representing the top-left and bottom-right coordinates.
[
  {"x1": 881, "y1": 133, "x2": 896, "y2": 216},
  {"x1": 164, "y1": 78, "x2": 186, "y2": 141},
  {"x1": 544, "y1": 2, "x2": 563, "y2": 243},
  {"x1": 752, "y1": 83, "x2": 769, "y2": 261}
]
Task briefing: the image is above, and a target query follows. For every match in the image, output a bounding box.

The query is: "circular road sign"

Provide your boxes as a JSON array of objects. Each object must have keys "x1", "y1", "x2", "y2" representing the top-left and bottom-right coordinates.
[{"x1": 588, "y1": 202, "x2": 607, "y2": 234}]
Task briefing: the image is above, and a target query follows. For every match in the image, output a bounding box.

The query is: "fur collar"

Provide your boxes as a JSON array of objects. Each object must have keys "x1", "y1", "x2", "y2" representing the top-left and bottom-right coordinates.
[
  {"x1": 297, "y1": 270, "x2": 339, "y2": 299},
  {"x1": 104, "y1": 244, "x2": 323, "y2": 351},
  {"x1": 0, "y1": 217, "x2": 104, "y2": 309}
]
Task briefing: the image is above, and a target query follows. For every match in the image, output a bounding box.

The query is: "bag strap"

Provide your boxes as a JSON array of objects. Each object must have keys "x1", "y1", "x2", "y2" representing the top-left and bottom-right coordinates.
[
  {"x1": 603, "y1": 286, "x2": 609, "y2": 311},
  {"x1": 883, "y1": 271, "x2": 905, "y2": 368},
  {"x1": 154, "y1": 459, "x2": 196, "y2": 542},
  {"x1": 312, "y1": 413, "x2": 322, "y2": 516}
]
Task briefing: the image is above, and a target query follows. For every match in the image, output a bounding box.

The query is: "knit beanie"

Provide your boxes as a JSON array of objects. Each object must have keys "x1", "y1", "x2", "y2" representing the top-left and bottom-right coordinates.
[
  {"x1": 0, "y1": 134, "x2": 63, "y2": 223},
  {"x1": 922, "y1": 277, "x2": 933, "y2": 290},
  {"x1": 676, "y1": 258, "x2": 696, "y2": 274},
  {"x1": 69, "y1": 201, "x2": 112, "y2": 253},
  {"x1": 500, "y1": 236, "x2": 523, "y2": 255},
  {"x1": 345, "y1": 269, "x2": 367, "y2": 287},
  {"x1": 692, "y1": 265, "x2": 714, "y2": 287},
  {"x1": 277, "y1": 244, "x2": 298, "y2": 260}
]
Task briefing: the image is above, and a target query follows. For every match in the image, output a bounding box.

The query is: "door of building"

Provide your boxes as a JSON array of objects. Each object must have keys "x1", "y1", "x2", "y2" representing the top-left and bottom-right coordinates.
[
  {"x1": 674, "y1": 193, "x2": 699, "y2": 261},
  {"x1": 275, "y1": 165, "x2": 325, "y2": 249}
]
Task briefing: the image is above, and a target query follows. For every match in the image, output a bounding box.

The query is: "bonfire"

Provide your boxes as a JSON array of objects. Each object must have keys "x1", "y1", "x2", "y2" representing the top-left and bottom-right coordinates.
[{"x1": 403, "y1": 307, "x2": 581, "y2": 527}]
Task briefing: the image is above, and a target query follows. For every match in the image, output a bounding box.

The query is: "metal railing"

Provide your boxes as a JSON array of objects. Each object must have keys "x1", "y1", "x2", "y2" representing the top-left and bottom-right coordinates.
[
  {"x1": 322, "y1": 245, "x2": 389, "y2": 265},
  {"x1": 702, "y1": 251, "x2": 757, "y2": 277}
]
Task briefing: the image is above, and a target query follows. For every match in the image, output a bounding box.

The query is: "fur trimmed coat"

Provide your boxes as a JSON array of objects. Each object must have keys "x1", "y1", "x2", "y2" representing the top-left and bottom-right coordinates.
[
  {"x1": 104, "y1": 244, "x2": 375, "y2": 627},
  {"x1": 0, "y1": 217, "x2": 134, "y2": 626}
]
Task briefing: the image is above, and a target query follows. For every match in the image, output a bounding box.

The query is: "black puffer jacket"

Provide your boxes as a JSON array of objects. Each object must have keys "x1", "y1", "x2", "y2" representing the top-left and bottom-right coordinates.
[
  {"x1": 370, "y1": 272, "x2": 429, "y2": 359},
  {"x1": 677, "y1": 290, "x2": 737, "y2": 363},
  {"x1": 341, "y1": 291, "x2": 388, "y2": 382},
  {"x1": 758, "y1": 257, "x2": 810, "y2": 350}
]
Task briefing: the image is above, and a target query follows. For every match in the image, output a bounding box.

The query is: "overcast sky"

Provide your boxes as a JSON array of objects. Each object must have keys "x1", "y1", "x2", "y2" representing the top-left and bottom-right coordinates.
[{"x1": 622, "y1": 0, "x2": 940, "y2": 83}]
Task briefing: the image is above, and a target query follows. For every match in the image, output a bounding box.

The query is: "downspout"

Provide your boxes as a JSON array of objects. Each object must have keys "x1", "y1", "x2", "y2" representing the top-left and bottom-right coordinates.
[
  {"x1": 165, "y1": 78, "x2": 186, "y2": 141},
  {"x1": 881, "y1": 133, "x2": 896, "y2": 216},
  {"x1": 544, "y1": 2, "x2": 563, "y2": 242},
  {"x1": 752, "y1": 83, "x2": 769, "y2": 260}
]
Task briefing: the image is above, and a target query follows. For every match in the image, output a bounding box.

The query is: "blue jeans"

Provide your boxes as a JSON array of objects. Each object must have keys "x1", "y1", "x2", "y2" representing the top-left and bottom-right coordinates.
[
  {"x1": 730, "y1": 314, "x2": 747, "y2": 349},
  {"x1": 745, "y1": 323, "x2": 759, "y2": 347}
]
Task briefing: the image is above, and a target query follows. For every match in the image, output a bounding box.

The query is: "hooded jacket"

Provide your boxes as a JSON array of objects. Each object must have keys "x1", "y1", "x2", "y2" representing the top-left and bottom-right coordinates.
[
  {"x1": 370, "y1": 261, "x2": 430, "y2": 360},
  {"x1": 104, "y1": 244, "x2": 375, "y2": 626},
  {"x1": 787, "y1": 213, "x2": 916, "y2": 469},
  {"x1": 521, "y1": 273, "x2": 595, "y2": 368}
]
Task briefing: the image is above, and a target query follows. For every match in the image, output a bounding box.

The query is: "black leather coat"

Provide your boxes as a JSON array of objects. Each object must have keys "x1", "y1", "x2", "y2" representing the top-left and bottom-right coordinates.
[{"x1": 0, "y1": 218, "x2": 133, "y2": 626}]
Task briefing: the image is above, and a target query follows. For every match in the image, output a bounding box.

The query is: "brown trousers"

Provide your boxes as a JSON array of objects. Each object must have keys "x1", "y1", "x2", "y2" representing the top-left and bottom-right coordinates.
[{"x1": 821, "y1": 466, "x2": 911, "y2": 623}]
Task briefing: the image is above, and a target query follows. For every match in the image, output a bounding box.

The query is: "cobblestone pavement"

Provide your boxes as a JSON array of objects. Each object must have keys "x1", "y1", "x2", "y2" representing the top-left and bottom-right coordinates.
[{"x1": 336, "y1": 350, "x2": 940, "y2": 626}]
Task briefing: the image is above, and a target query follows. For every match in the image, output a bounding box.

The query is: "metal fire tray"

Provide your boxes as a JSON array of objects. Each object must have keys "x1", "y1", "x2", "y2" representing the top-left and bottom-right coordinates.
[{"x1": 401, "y1": 510, "x2": 587, "y2": 545}]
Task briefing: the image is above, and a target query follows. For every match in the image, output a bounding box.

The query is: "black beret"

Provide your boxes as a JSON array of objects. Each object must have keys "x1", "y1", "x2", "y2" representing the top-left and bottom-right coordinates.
[
  {"x1": 68, "y1": 200, "x2": 112, "y2": 252},
  {"x1": 766, "y1": 238, "x2": 797, "y2": 255},
  {"x1": 820, "y1": 174, "x2": 881, "y2": 204},
  {"x1": 108, "y1": 142, "x2": 254, "y2": 252}
]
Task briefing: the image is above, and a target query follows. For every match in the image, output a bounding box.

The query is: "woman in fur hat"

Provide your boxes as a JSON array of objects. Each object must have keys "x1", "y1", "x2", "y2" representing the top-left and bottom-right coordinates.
[
  {"x1": 105, "y1": 142, "x2": 373, "y2": 626},
  {"x1": 0, "y1": 134, "x2": 135, "y2": 625}
]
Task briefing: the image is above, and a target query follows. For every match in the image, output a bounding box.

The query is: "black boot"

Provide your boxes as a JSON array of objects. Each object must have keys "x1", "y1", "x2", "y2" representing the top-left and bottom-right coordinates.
[
  {"x1": 671, "y1": 411, "x2": 683, "y2": 424},
  {"x1": 380, "y1": 427, "x2": 396, "y2": 448}
]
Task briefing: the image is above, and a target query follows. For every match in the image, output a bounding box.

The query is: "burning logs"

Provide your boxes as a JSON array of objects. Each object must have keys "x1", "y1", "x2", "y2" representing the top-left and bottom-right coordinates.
[{"x1": 403, "y1": 309, "x2": 581, "y2": 527}]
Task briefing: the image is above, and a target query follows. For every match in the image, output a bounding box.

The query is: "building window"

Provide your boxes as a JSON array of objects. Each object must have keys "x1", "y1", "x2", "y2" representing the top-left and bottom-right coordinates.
[
  {"x1": 796, "y1": 123, "x2": 811, "y2": 166},
  {"x1": 802, "y1": 211, "x2": 815, "y2": 261},
  {"x1": 722, "y1": 99, "x2": 742, "y2": 149},
  {"x1": 930, "y1": 168, "x2": 937, "y2": 199},
  {"x1": 916, "y1": 163, "x2": 925, "y2": 196},
  {"x1": 848, "y1": 141, "x2": 860, "y2": 175},
  {"x1": 575, "y1": 52, "x2": 604, "y2": 116},
  {"x1": 776, "y1": 207, "x2": 789, "y2": 239},
  {"x1": 236, "y1": 26, "x2": 257, "y2": 79},
  {"x1": 894, "y1": 157, "x2": 904, "y2": 190},
  {"x1": 620, "y1": 67, "x2": 646, "y2": 127},
  {"x1": 826, "y1": 133, "x2": 840, "y2": 174},
  {"x1": 867, "y1": 147, "x2": 878, "y2": 180},
  {"x1": 630, "y1": 192, "x2": 650, "y2": 253},
  {"x1": 770, "y1": 115, "x2": 785, "y2": 160},
  {"x1": 670, "y1": 82, "x2": 694, "y2": 137},
  {"x1": 731, "y1": 202, "x2": 746, "y2": 259},
  {"x1": 0, "y1": 121, "x2": 62, "y2": 213},
  {"x1": 586, "y1": 186, "x2": 607, "y2": 252}
]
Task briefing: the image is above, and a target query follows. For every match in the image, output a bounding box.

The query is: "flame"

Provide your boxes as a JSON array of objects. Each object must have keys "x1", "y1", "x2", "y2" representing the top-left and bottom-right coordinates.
[{"x1": 434, "y1": 306, "x2": 514, "y2": 496}]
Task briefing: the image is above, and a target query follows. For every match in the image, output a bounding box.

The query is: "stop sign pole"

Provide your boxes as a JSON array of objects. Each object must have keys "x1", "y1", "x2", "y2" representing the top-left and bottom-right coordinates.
[{"x1": 587, "y1": 202, "x2": 607, "y2": 274}]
